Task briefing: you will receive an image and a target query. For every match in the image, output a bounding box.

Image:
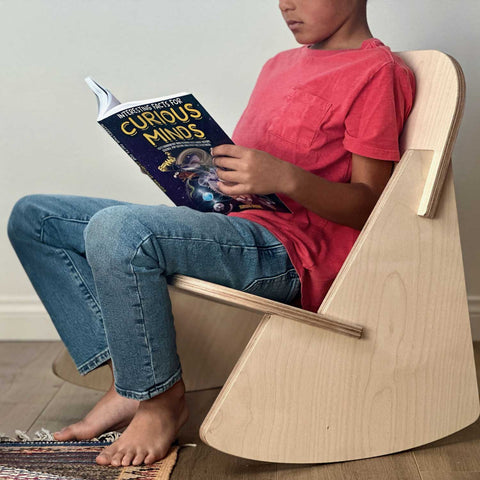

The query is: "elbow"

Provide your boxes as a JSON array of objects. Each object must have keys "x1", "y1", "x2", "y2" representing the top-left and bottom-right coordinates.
[{"x1": 347, "y1": 184, "x2": 383, "y2": 230}]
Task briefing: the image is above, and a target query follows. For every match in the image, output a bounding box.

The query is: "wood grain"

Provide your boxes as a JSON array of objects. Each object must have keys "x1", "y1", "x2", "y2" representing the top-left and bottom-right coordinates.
[
  {"x1": 419, "y1": 474, "x2": 480, "y2": 480},
  {"x1": 274, "y1": 453, "x2": 423, "y2": 480},
  {"x1": 176, "y1": 389, "x2": 422, "y2": 480},
  {"x1": 0, "y1": 341, "x2": 64, "y2": 435},
  {"x1": 28, "y1": 381, "x2": 104, "y2": 436}
]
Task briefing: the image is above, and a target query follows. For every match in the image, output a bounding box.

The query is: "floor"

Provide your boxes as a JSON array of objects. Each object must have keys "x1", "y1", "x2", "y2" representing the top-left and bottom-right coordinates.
[{"x1": 1, "y1": 341, "x2": 480, "y2": 479}]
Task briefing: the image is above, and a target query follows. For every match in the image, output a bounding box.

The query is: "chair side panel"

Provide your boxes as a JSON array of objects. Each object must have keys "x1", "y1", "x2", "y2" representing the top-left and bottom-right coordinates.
[{"x1": 200, "y1": 150, "x2": 479, "y2": 462}]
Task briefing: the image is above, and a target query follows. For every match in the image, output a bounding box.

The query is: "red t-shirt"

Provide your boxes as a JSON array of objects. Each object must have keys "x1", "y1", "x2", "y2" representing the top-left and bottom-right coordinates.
[{"x1": 229, "y1": 38, "x2": 415, "y2": 312}]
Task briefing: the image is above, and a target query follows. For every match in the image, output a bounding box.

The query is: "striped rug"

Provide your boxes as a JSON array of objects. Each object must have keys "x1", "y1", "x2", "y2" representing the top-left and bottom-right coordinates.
[{"x1": 0, "y1": 439, "x2": 179, "y2": 480}]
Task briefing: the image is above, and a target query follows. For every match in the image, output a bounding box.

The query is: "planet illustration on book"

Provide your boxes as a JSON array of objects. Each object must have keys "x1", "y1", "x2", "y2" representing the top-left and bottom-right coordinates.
[
  {"x1": 176, "y1": 148, "x2": 214, "y2": 170},
  {"x1": 172, "y1": 148, "x2": 233, "y2": 211},
  {"x1": 202, "y1": 192, "x2": 214, "y2": 202}
]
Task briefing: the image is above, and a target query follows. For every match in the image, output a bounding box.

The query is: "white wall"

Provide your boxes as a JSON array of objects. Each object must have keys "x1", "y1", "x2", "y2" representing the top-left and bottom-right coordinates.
[{"x1": 1, "y1": 0, "x2": 479, "y2": 340}]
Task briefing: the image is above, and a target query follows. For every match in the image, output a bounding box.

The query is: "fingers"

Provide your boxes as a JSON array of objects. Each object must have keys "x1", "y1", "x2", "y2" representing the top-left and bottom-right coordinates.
[
  {"x1": 216, "y1": 180, "x2": 250, "y2": 196},
  {"x1": 215, "y1": 167, "x2": 245, "y2": 184},
  {"x1": 211, "y1": 144, "x2": 266, "y2": 195},
  {"x1": 213, "y1": 155, "x2": 242, "y2": 171},
  {"x1": 211, "y1": 144, "x2": 242, "y2": 158},
  {"x1": 211, "y1": 144, "x2": 246, "y2": 172},
  {"x1": 212, "y1": 148, "x2": 245, "y2": 187}
]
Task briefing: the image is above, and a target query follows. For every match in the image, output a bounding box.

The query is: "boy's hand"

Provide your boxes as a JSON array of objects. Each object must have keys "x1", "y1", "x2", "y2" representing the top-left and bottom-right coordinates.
[{"x1": 211, "y1": 145, "x2": 294, "y2": 196}]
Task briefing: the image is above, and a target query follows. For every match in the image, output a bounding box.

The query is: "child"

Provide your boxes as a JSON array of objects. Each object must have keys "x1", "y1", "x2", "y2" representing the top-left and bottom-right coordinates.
[{"x1": 7, "y1": 0, "x2": 415, "y2": 468}]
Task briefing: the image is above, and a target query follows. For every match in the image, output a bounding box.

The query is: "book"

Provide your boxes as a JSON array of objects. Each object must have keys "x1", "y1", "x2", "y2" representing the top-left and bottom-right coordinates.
[{"x1": 85, "y1": 77, "x2": 290, "y2": 214}]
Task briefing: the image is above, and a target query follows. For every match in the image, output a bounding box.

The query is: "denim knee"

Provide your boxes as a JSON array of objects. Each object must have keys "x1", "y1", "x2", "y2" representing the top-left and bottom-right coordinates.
[
  {"x1": 84, "y1": 205, "x2": 151, "y2": 272},
  {"x1": 7, "y1": 195, "x2": 44, "y2": 245}
]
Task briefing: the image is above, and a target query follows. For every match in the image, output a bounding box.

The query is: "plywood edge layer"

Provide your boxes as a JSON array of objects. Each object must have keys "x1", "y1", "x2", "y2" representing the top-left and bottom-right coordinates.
[{"x1": 170, "y1": 275, "x2": 363, "y2": 338}]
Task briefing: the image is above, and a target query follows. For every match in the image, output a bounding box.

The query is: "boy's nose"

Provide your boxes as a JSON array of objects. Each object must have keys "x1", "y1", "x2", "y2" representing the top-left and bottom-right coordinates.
[{"x1": 278, "y1": 0, "x2": 295, "y2": 12}]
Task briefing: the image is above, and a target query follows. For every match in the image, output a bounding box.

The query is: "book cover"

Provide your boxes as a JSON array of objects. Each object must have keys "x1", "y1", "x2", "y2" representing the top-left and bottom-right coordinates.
[{"x1": 86, "y1": 78, "x2": 290, "y2": 214}]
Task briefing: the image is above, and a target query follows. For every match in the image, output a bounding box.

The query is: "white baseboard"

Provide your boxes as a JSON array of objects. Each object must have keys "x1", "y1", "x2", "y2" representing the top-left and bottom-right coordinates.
[
  {"x1": 1, "y1": 295, "x2": 480, "y2": 341},
  {"x1": 0, "y1": 296, "x2": 60, "y2": 340}
]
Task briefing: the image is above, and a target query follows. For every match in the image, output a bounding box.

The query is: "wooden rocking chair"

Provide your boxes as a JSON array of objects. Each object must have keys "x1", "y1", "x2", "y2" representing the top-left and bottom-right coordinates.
[{"x1": 53, "y1": 50, "x2": 479, "y2": 463}]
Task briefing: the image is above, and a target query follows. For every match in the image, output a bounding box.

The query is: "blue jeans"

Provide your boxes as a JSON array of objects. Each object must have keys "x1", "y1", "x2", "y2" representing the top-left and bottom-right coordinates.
[{"x1": 7, "y1": 194, "x2": 300, "y2": 400}]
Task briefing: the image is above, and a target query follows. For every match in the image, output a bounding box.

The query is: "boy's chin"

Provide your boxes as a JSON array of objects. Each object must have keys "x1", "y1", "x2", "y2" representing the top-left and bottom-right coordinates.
[
  {"x1": 291, "y1": 32, "x2": 327, "y2": 47},
  {"x1": 292, "y1": 36, "x2": 314, "y2": 46}
]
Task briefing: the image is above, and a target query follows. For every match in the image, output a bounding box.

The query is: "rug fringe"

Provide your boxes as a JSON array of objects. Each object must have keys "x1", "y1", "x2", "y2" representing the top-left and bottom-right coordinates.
[
  {"x1": 0, "y1": 429, "x2": 197, "y2": 448},
  {"x1": 0, "y1": 429, "x2": 122, "y2": 443}
]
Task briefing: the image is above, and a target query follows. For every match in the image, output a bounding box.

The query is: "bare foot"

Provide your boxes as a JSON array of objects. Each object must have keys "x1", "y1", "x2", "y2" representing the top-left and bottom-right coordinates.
[
  {"x1": 95, "y1": 378, "x2": 189, "y2": 466},
  {"x1": 53, "y1": 382, "x2": 139, "y2": 441}
]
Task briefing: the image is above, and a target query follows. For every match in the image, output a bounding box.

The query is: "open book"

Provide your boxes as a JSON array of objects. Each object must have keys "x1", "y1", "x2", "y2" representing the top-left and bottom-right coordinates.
[{"x1": 85, "y1": 78, "x2": 290, "y2": 214}]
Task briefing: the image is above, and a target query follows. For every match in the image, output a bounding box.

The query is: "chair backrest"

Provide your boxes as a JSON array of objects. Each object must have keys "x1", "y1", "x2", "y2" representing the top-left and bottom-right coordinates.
[
  {"x1": 320, "y1": 50, "x2": 466, "y2": 317},
  {"x1": 396, "y1": 50, "x2": 465, "y2": 218}
]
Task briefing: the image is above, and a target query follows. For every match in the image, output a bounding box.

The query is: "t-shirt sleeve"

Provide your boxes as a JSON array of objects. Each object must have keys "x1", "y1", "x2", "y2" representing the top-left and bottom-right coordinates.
[{"x1": 343, "y1": 61, "x2": 414, "y2": 162}]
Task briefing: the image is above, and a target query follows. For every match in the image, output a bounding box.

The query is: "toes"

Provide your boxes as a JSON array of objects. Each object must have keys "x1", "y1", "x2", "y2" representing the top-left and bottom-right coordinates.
[
  {"x1": 95, "y1": 452, "x2": 111, "y2": 466},
  {"x1": 110, "y1": 451, "x2": 125, "y2": 467},
  {"x1": 53, "y1": 429, "x2": 67, "y2": 440},
  {"x1": 121, "y1": 451, "x2": 135, "y2": 466},
  {"x1": 100, "y1": 449, "x2": 160, "y2": 467},
  {"x1": 53, "y1": 427, "x2": 76, "y2": 441},
  {"x1": 132, "y1": 451, "x2": 148, "y2": 466},
  {"x1": 143, "y1": 452, "x2": 157, "y2": 465},
  {"x1": 96, "y1": 445, "x2": 139, "y2": 467},
  {"x1": 54, "y1": 422, "x2": 96, "y2": 441},
  {"x1": 96, "y1": 445, "x2": 166, "y2": 466},
  {"x1": 96, "y1": 445, "x2": 115, "y2": 465}
]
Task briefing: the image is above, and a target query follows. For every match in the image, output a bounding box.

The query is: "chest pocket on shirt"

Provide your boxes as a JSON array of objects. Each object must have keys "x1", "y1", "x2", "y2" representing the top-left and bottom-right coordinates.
[{"x1": 267, "y1": 87, "x2": 332, "y2": 148}]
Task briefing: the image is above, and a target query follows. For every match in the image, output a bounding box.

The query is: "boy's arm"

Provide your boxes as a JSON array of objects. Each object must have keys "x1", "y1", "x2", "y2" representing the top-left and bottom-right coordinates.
[
  {"x1": 284, "y1": 153, "x2": 392, "y2": 230},
  {"x1": 212, "y1": 144, "x2": 392, "y2": 231}
]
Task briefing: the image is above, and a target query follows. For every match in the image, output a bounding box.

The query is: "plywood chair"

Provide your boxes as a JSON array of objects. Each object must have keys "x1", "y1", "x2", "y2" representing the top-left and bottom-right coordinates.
[{"x1": 53, "y1": 50, "x2": 479, "y2": 463}]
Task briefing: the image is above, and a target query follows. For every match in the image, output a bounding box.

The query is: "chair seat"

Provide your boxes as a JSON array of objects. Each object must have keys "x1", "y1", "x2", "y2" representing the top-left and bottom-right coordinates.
[{"x1": 170, "y1": 274, "x2": 363, "y2": 338}]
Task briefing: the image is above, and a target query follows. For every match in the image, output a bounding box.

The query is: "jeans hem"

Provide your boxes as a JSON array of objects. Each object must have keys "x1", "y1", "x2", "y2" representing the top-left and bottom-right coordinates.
[
  {"x1": 114, "y1": 367, "x2": 183, "y2": 400},
  {"x1": 77, "y1": 349, "x2": 111, "y2": 375}
]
